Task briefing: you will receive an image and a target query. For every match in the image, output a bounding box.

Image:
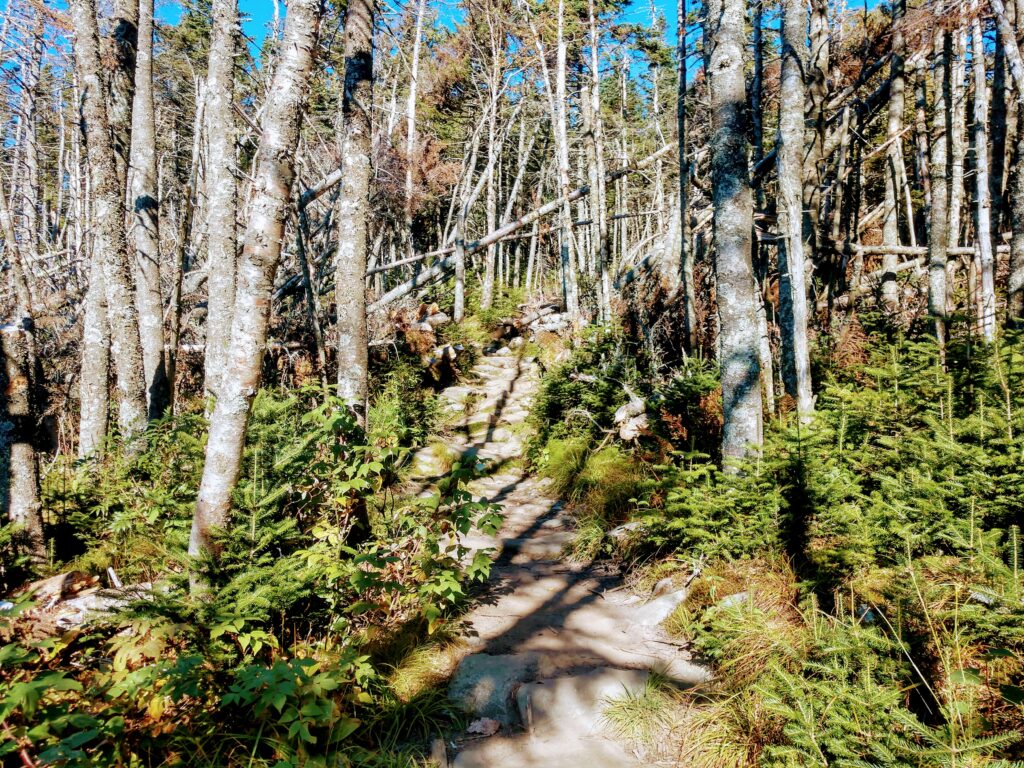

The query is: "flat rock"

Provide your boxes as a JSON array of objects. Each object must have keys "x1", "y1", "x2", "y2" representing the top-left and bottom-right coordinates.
[
  {"x1": 516, "y1": 667, "x2": 650, "y2": 736},
  {"x1": 453, "y1": 732, "x2": 642, "y2": 768},
  {"x1": 448, "y1": 653, "x2": 539, "y2": 724}
]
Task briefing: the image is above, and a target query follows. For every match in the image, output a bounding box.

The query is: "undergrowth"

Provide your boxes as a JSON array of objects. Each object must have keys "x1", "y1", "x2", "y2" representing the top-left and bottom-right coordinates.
[
  {"x1": 2, "y1": 362, "x2": 495, "y2": 765},
  {"x1": 529, "y1": 325, "x2": 1024, "y2": 765}
]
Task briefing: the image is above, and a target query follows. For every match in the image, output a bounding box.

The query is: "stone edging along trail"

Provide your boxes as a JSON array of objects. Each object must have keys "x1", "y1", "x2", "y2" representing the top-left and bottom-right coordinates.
[{"x1": 406, "y1": 346, "x2": 710, "y2": 767}]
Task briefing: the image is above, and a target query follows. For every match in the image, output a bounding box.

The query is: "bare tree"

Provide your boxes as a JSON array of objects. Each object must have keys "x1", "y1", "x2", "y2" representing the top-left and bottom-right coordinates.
[
  {"x1": 335, "y1": 0, "x2": 374, "y2": 425},
  {"x1": 704, "y1": 0, "x2": 762, "y2": 462},
  {"x1": 927, "y1": 27, "x2": 952, "y2": 337},
  {"x1": 130, "y1": 0, "x2": 169, "y2": 417},
  {"x1": 881, "y1": 0, "x2": 906, "y2": 311},
  {"x1": 970, "y1": 5, "x2": 996, "y2": 340},
  {"x1": 72, "y1": 0, "x2": 149, "y2": 451},
  {"x1": 190, "y1": 0, "x2": 322, "y2": 566},
  {"x1": 203, "y1": 0, "x2": 240, "y2": 405},
  {"x1": 777, "y1": 0, "x2": 813, "y2": 417}
]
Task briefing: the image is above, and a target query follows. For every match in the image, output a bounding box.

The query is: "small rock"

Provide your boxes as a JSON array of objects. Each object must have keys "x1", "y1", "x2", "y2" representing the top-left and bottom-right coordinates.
[
  {"x1": 652, "y1": 577, "x2": 676, "y2": 597},
  {"x1": 718, "y1": 591, "x2": 749, "y2": 609},
  {"x1": 607, "y1": 521, "x2": 643, "y2": 543},
  {"x1": 425, "y1": 312, "x2": 451, "y2": 328},
  {"x1": 635, "y1": 588, "x2": 689, "y2": 626},
  {"x1": 429, "y1": 738, "x2": 449, "y2": 768},
  {"x1": 509, "y1": 336, "x2": 524, "y2": 349},
  {"x1": 466, "y1": 718, "x2": 501, "y2": 737}
]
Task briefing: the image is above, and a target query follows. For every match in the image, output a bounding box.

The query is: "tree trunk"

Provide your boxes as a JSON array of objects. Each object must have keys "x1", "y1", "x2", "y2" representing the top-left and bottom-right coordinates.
[
  {"x1": 948, "y1": 24, "x2": 968, "y2": 254},
  {"x1": 130, "y1": 0, "x2": 169, "y2": 419},
  {"x1": 928, "y1": 28, "x2": 952, "y2": 332},
  {"x1": 554, "y1": 0, "x2": 580, "y2": 321},
  {"x1": 777, "y1": 0, "x2": 814, "y2": 417},
  {"x1": 1, "y1": 323, "x2": 44, "y2": 564},
  {"x1": 203, "y1": 0, "x2": 240, "y2": 406},
  {"x1": 881, "y1": 0, "x2": 906, "y2": 311},
  {"x1": 705, "y1": 0, "x2": 762, "y2": 463},
  {"x1": 678, "y1": 0, "x2": 696, "y2": 352},
  {"x1": 72, "y1": 0, "x2": 149, "y2": 451},
  {"x1": 106, "y1": 0, "x2": 139, "y2": 194},
  {"x1": 191, "y1": 0, "x2": 321, "y2": 567},
  {"x1": 971, "y1": 8, "x2": 996, "y2": 341},
  {"x1": 334, "y1": 0, "x2": 373, "y2": 425},
  {"x1": 803, "y1": 0, "x2": 830, "y2": 260},
  {"x1": 167, "y1": 82, "x2": 206, "y2": 410},
  {"x1": 405, "y1": 0, "x2": 425, "y2": 260}
]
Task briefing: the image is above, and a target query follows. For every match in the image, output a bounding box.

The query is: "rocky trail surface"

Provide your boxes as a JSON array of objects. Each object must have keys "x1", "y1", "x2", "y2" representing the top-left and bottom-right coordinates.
[{"x1": 407, "y1": 346, "x2": 709, "y2": 767}]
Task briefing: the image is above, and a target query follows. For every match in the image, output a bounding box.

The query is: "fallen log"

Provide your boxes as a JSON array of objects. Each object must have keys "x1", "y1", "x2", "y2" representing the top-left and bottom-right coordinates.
[{"x1": 368, "y1": 143, "x2": 676, "y2": 313}]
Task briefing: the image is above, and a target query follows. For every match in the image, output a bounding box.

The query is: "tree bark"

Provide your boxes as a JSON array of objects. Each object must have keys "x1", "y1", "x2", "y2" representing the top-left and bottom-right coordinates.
[
  {"x1": 678, "y1": 0, "x2": 696, "y2": 352},
  {"x1": 971, "y1": 8, "x2": 996, "y2": 340},
  {"x1": 335, "y1": 0, "x2": 373, "y2": 425},
  {"x1": 927, "y1": 28, "x2": 952, "y2": 331},
  {"x1": 130, "y1": 0, "x2": 169, "y2": 419},
  {"x1": 705, "y1": 0, "x2": 762, "y2": 463},
  {"x1": 72, "y1": 0, "x2": 149, "y2": 451},
  {"x1": 106, "y1": 0, "x2": 139, "y2": 194},
  {"x1": 803, "y1": 0, "x2": 830, "y2": 260},
  {"x1": 203, "y1": 0, "x2": 240, "y2": 406},
  {"x1": 777, "y1": 0, "x2": 814, "y2": 417},
  {"x1": 404, "y1": 0, "x2": 425, "y2": 261},
  {"x1": 881, "y1": 0, "x2": 906, "y2": 311},
  {"x1": 191, "y1": 0, "x2": 321, "y2": 567},
  {"x1": 1, "y1": 323, "x2": 44, "y2": 564}
]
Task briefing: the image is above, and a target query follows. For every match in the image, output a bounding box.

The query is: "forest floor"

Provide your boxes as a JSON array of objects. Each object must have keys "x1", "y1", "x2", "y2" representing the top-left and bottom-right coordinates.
[{"x1": 406, "y1": 346, "x2": 709, "y2": 767}]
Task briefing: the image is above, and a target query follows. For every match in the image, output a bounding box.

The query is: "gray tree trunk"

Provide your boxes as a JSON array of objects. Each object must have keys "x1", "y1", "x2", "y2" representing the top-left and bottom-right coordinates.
[
  {"x1": 705, "y1": 0, "x2": 762, "y2": 463},
  {"x1": 1, "y1": 323, "x2": 44, "y2": 564},
  {"x1": 928, "y1": 28, "x2": 952, "y2": 330},
  {"x1": 554, "y1": 0, "x2": 579, "y2": 320},
  {"x1": 881, "y1": 0, "x2": 906, "y2": 311},
  {"x1": 130, "y1": 0, "x2": 169, "y2": 418},
  {"x1": 335, "y1": 0, "x2": 373, "y2": 425},
  {"x1": 677, "y1": 0, "x2": 696, "y2": 352},
  {"x1": 404, "y1": 0, "x2": 425, "y2": 260},
  {"x1": 72, "y1": 0, "x2": 149, "y2": 451},
  {"x1": 777, "y1": 0, "x2": 814, "y2": 418},
  {"x1": 971, "y1": 8, "x2": 996, "y2": 341},
  {"x1": 203, "y1": 0, "x2": 240, "y2": 406},
  {"x1": 106, "y1": 0, "x2": 139, "y2": 194},
  {"x1": 190, "y1": 0, "x2": 321, "y2": 566},
  {"x1": 803, "y1": 0, "x2": 830, "y2": 259}
]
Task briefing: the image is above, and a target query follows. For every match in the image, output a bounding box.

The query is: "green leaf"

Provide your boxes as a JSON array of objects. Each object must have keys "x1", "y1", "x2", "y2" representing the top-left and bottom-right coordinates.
[{"x1": 949, "y1": 668, "x2": 982, "y2": 686}]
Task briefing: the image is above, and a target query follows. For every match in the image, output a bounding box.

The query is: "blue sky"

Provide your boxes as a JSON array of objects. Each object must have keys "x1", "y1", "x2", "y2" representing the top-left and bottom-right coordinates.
[{"x1": 157, "y1": 0, "x2": 684, "y2": 52}]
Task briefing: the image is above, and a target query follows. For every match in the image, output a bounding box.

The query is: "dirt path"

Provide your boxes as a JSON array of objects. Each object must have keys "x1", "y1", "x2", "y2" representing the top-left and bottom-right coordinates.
[{"x1": 408, "y1": 348, "x2": 708, "y2": 767}]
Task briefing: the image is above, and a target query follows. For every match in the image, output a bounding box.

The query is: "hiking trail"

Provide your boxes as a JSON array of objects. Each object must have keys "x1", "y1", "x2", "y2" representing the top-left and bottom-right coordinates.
[{"x1": 407, "y1": 345, "x2": 709, "y2": 767}]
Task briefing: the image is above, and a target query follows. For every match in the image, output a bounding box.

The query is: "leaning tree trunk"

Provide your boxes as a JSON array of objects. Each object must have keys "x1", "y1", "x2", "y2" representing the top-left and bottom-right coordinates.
[
  {"x1": 71, "y1": 0, "x2": 149, "y2": 451},
  {"x1": 203, "y1": 0, "x2": 240, "y2": 406},
  {"x1": 777, "y1": 0, "x2": 814, "y2": 418},
  {"x1": 129, "y1": 0, "x2": 169, "y2": 418},
  {"x1": 190, "y1": 0, "x2": 321, "y2": 568},
  {"x1": 705, "y1": 0, "x2": 762, "y2": 463},
  {"x1": 334, "y1": 0, "x2": 373, "y2": 426},
  {"x1": 928, "y1": 28, "x2": 953, "y2": 336}
]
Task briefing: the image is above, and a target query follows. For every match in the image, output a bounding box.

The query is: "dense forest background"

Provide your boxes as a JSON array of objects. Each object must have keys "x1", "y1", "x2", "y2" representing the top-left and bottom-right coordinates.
[{"x1": 2, "y1": 0, "x2": 1024, "y2": 764}]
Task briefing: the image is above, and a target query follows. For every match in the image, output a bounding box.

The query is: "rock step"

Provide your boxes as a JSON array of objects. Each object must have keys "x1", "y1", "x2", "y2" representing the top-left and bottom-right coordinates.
[
  {"x1": 452, "y1": 731, "x2": 642, "y2": 768},
  {"x1": 517, "y1": 667, "x2": 651, "y2": 737}
]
